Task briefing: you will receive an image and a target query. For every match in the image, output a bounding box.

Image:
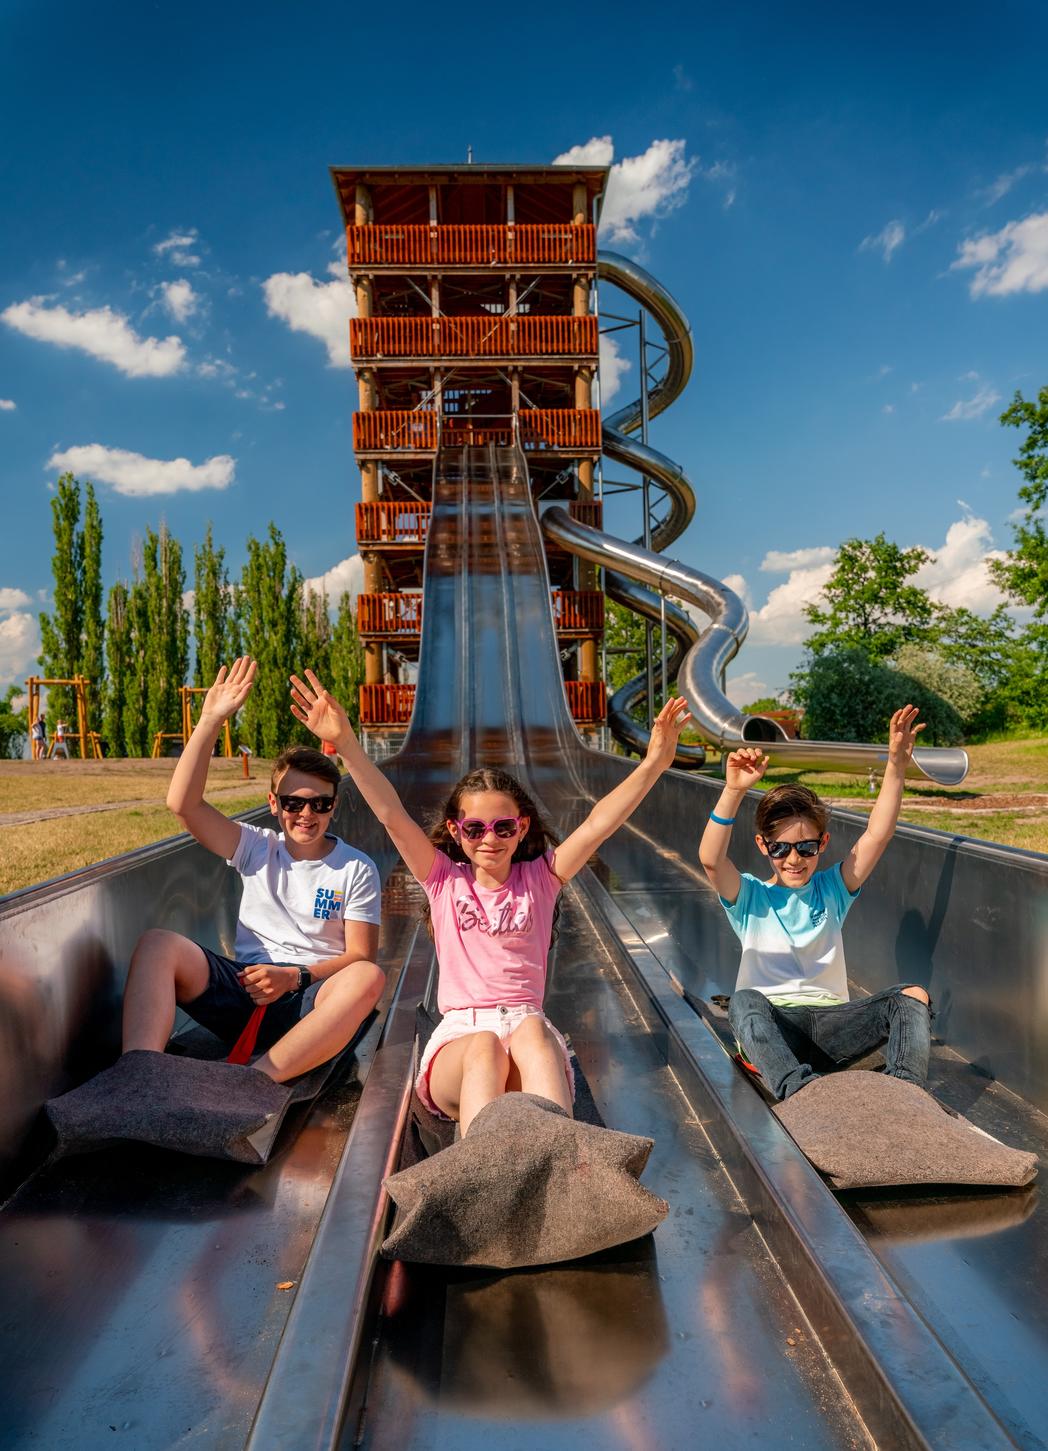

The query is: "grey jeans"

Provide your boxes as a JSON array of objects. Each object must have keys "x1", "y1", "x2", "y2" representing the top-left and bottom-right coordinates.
[{"x1": 728, "y1": 985, "x2": 932, "y2": 1101}]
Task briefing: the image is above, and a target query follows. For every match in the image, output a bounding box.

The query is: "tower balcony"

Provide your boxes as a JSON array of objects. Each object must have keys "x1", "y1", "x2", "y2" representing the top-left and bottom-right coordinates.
[
  {"x1": 355, "y1": 500, "x2": 432, "y2": 548},
  {"x1": 356, "y1": 589, "x2": 604, "y2": 642},
  {"x1": 360, "y1": 679, "x2": 606, "y2": 727},
  {"x1": 357, "y1": 592, "x2": 423, "y2": 641},
  {"x1": 352, "y1": 408, "x2": 601, "y2": 457},
  {"x1": 349, "y1": 315, "x2": 598, "y2": 364},
  {"x1": 346, "y1": 223, "x2": 596, "y2": 270}
]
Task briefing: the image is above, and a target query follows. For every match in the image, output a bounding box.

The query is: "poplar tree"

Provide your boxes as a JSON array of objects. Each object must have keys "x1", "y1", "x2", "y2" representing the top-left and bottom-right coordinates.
[
  {"x1": 103, "y1": 581, "x2": 131, "y2": 754},
  {"x1": 122, "y1": 575, "x2": 150, "y2": 756},
  {"x1": 193, "y1": 524, "x2": 229, "y2": 687},
  {"x1": 142, "y1": 525, "x2": 189, "y2": 745},
  {"x1": 238, "y1": 524, "x2": 302, "y2": 756},
  {"x1": 330, "y1": 590, "x2": 366, "y2": 729},
  {"x1": 38, "y1": 474, "x2": 84, "y2": 725},
  {"x1": 80, "y1": 483, "x2": 104, "y2": 724}
]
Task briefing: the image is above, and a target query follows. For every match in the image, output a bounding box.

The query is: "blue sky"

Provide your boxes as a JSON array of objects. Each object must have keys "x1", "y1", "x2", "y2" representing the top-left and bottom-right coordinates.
[{"x1": 2, "y1": 0, "x2": 1047, "y2": 706}]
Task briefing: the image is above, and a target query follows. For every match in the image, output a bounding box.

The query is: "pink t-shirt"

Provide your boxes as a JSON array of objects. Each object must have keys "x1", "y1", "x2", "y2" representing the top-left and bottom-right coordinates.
[{"x1": 424, "y1": 849, "x2": 562, "y2": 1012}]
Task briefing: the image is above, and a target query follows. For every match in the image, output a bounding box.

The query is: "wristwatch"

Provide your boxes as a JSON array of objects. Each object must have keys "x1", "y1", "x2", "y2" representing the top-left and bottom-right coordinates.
[{"x1": 296, "y1": 967, "x2": 313, "y2": 992}]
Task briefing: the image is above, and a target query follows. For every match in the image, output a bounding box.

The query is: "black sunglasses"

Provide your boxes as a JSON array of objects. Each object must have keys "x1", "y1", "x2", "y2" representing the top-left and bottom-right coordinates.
[
  {"x1": 278, "y1": 794, "x2": 335, "y2": 815},
  {"x1": 760, "y1": 836, "x2": 823, "y2": 860}
]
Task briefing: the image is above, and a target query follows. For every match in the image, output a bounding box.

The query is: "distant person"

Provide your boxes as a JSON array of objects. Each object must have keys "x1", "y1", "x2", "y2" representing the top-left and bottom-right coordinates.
[
  {"x1": 30, "y1": 713, "x2": 47, "y2": 761},
  {"x1": 52, "y1": 719, "x2": 70, "y2": 759},
  {"x1": 699, "y1": 707, "x2": 932, "y2": 1101},
  {"x1": 289, "y1": 668, "x2": 692, "y2": 1134},
  {"x1": 121, "y1": 658, "x2": 384, "y2": 1082}
]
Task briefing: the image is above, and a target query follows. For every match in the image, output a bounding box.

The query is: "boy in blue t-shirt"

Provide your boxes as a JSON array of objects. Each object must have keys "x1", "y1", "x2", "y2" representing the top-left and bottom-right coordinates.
[{"x1": 699, "y1": 706, "x2": 932, "y2": 1100}]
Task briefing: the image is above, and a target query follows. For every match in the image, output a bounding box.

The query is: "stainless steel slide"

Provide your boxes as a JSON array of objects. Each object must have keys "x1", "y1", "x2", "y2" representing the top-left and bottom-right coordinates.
[
  {"x1": 2, "y1": 440, "x2": 1045, "y2": 1447},
  {"x1": 543, "y1": 250, "x2": 969, "y2": 786}
]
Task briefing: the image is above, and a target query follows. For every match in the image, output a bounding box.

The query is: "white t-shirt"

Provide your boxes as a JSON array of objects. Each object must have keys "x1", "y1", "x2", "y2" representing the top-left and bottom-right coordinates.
[
  {"x1": 720, "y1": 861, "x2": 860, "y2": 1005},
  {"x1": 227, "y1": 820, "x2": 381, "y2": 966}
]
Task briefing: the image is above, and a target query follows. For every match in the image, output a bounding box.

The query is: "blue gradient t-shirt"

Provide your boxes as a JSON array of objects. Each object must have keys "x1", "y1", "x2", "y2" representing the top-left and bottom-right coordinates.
[{"x1": 720, "y1": 862, "x2": 860, "y2": 1005}]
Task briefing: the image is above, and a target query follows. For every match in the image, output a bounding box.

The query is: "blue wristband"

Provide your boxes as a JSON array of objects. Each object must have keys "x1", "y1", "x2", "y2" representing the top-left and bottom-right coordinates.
[{"x1": 710, "y1": 812, "x2": 735, "y2": 826}]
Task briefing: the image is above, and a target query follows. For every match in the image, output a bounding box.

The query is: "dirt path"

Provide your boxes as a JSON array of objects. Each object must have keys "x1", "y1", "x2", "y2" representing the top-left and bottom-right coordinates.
[{"x1": 0, "y1": 782, "x2": 260, "y2": 827}]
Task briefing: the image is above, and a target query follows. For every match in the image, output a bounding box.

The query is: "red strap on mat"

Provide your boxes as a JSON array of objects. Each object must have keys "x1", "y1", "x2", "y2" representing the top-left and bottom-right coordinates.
[{"x1": 228, "y1": 1005, "x2": 266, "y2": 1065}]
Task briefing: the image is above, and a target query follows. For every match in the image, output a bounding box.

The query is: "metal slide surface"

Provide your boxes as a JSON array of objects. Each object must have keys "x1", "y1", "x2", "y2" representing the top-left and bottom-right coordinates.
[
  {"x1": 2, "y1": 440, "x2": 1046, "y2": 1448},
  {"x1": 258, "y1": 443, "x2": 1038, "y2": 1451}
]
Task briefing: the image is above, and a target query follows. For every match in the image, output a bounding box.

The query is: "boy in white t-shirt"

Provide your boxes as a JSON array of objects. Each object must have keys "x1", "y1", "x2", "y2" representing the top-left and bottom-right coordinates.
[
  {"x1": 699, "y1": 706, "x2": 932, "y2": 1100},
  {"x1": 121, "y1": 658, "x2": 384, "y2": 1082}
]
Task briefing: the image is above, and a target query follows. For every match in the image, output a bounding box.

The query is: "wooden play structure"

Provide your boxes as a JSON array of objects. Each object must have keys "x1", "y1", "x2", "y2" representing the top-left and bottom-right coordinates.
[
  {"x1": 150, "y1": 686, "x2": 234, "y2": 758},
  {"x1": 26, "y1": 675, "x2": 102, "y2": 759}
]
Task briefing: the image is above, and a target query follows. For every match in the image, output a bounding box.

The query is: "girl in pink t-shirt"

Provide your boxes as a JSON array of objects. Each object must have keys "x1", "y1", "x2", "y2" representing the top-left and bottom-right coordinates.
[{"x1": 290, "y1": 669, "x2": 691, "y2": 1134}]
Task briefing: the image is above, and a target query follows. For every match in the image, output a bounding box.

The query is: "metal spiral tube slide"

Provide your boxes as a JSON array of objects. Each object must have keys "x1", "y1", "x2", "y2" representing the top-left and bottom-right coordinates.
[{"x1": 542, "y1": 250, "x2": 969, "y2": 786}]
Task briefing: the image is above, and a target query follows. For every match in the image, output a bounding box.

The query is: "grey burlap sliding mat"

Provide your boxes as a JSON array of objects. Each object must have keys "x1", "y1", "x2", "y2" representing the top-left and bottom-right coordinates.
[
  {"x1": 45, "y1": 1048, "x2": 331, "y2": 1165},
  {"x1": 381, "y1": 1091, "x2": 668, "y2": 1269},
  {"x1": 774, "y1": 1070, "x2": 1039, "y2": 1190}
]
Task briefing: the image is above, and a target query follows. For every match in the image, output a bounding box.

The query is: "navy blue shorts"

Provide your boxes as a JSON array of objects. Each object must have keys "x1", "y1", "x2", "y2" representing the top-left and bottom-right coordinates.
[{"x1": 183, "y1": 945, "x2": 323, "y2": 1053}]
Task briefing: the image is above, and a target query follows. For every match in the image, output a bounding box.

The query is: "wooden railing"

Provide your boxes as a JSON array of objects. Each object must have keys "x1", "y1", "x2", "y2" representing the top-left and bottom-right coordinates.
[
  {"x1": 566, "y1": 680, "x2": 607, "y2": 723},
  {"x1": 359, "y1": 683, "x2": 416, "y2": 726},
  {"x1": 520, "y1": 409, "x2": 600, "y2": 450},
  {"x1": 353, "y1": 410, "x2": 437, "y2": 452},
  {"x1": 355, "y1": 501, "x2": 431, "y2": 546},
  {"x1": 349, "y1": 315, "x2": 598, "y2": 360},
  {"x1": 356, "y1": 593, "x2": 423, "y2": 637},
  {"x1": 551, "y1": 591, "x2": 604, "y2": 633},
  {"x1": 346, "y1": 223, "x2": 596, "y2": 267},
  {"x1": 569, "y1": 500, "x2": 603, "y2": 529}
]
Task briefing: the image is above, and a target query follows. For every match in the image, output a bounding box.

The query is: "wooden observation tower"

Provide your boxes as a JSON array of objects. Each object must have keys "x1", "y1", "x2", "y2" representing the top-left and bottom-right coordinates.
[{"x1": 331, "y1": 163, "x2": 609, "y2": 736}]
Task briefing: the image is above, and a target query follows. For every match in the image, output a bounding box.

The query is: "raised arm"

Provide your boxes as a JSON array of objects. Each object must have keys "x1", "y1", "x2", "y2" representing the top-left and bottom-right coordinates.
[
  {"x1": 550, "y1": 697, "x2": 692, "y2": 883},
  {"x1": 698, "y1": 748, "x2": 769, "y2": 904},
  {"x1": 166, "y1": 657, "x2": 257, "y2": 859},
  {"x1": 289, "y1": 670, "x2": 436, "y2": 883},
  {"x1": 841, "y1": 705, "x2": 924, "y2": 892}
]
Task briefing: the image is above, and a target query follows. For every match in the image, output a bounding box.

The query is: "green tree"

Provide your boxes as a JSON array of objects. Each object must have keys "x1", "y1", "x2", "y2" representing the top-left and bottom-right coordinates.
[
  {"x1": 193, "y1": 524, "x2": 229, "y2": 687},
  {"x1": 804, "y1": 533, "x2": 938, "y2": 663},
  {"x1": 330, "y1": 590, "x2": 365, "y2": 729},
  {"x1": 122, "y1": 574, "x2": 150, "y2": 756},
  {"x1": 0, "y1": 685, "x2": 28, "y2": 759},
  {"x1": 38, "y1": 474, "x2": 84, "y2": 725},
  {"x1": 237, "y1": 524, "x2": 303, "y2": 756},
  {"x1": 793, "y1": 649, "x2": 963, "y2": 746},
  {"x1": 80, "y1": 483, "x2": 104, "y2": 723},
  {"x1": 990, "y1": 386, "x2": 1048, "y2": 615},
  {"x1": 142, "y1": 525, "x2": 189, "y2": 745},
  {"x1": 603, "y1": 598, "x2": 649, "y2": 692},
  {"x1": 103, "y1": 581, "x2": 131, "y2": 754}
]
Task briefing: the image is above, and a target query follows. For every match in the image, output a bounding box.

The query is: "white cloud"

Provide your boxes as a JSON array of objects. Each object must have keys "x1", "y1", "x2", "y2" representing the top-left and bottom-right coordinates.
[
  {"x1": 2, "y1": 298, "x2": 186, "y2": 377},
  {"x1": 0, "y1": 398, "x2": 16, "y2": 411},
  {"x1": 882, "y1": 403, "x2": 895, "y2": 415},
  {"x1": 262, "y1": 269, "x2": 357, "y2": 367},
  {"x1": 760, "y1": 546, "x2": 835, "y2": 574},
  {"x1": 859, "y1": 219, "x2": 906, "y2": 262},
  {"x1": 0, "y1": 588, "x2": 31, "y2": 611},
  {"x1": 554, "y1": 136, "x2": 696, "y2": 246},
  {"x1": 46, "y1": 444, "x2": 235, "y2": 497},
  {"x1": 979, "y1": 166, "x2": 1033, "y2": 206},
  {"x1": 599, "y1": 332, "x2": 630, "y2": 404},
  {"x1": 725, "y1": 671, "x2": 770, "y2": 708},
  {"x1": 153, "y1": 228, "x2": 201, "y2": 267},
  {"x1": 741, "y1": 559, "x2": 837, "y2": 645},
  {"x1": 951, "y1": 211, "x2": 1048, "y2": 297},
  {"x1": 915, "y1": 515, "x2": 1009, "y2": 613},
  {"x1": 304, "y1": 553, "x2": 364, "y2": 604},
  {"x1": 941, "y1": 384, "x2": 1001, "y2": 422},
  {"x1": 0, "y1": 611, "x2": 41, "y2": 686},
  {"x1": 159, "y1": 279, "x2": 199, "y2": 323}
]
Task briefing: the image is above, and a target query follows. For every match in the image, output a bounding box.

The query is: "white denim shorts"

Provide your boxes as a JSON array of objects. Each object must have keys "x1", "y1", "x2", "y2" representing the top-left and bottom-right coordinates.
[{"x1": 415, "y1": 1003, "x2": 575, "y2": 1119}]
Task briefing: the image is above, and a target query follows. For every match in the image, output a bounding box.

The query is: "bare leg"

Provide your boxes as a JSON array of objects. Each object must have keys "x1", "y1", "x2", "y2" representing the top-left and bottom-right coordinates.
[
  {"x1": 254, "y1": 961, "x2": 385, "y2": 1083},
  {"x1": 506, "y1": 1015, "x2": 573, "y2": 1115},
  {"x1": 427, "y1": 1032, "x2": 510, "y2": 1134},
  {"x1": 122, "y1": 929, "x2": 211, "y2": 1053}
]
